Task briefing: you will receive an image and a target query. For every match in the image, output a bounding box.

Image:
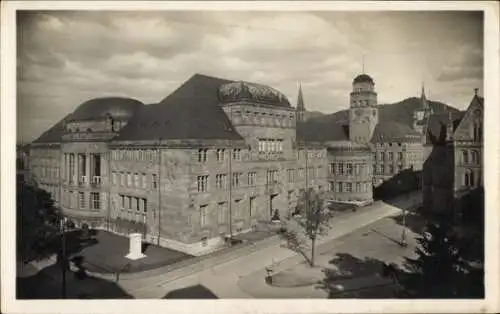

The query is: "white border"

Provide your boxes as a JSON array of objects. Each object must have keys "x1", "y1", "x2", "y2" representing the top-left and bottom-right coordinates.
[{"x1": 2, "y1": 1, "x2": 499, "y2": 313}]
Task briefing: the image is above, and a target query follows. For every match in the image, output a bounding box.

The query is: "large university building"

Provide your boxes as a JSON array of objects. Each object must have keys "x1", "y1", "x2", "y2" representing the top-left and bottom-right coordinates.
[{"x1": 28, "y1": 72, "x2": 434, "y2": 255}]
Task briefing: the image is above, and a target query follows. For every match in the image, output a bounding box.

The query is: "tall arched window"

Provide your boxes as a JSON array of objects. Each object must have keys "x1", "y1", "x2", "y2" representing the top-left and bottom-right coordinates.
[
  {"x1": 464, "y1": 169, "x2": 475, "y2": 187},
  {"x1": 462, "y1": 150, "x2": 469, "y2": 164},
  {"x1": 471, "y1": 150, "x2": 480, "y2": 164},
  {"x1": 472, "y1": 109, "x2": 482, "y2": 141}
]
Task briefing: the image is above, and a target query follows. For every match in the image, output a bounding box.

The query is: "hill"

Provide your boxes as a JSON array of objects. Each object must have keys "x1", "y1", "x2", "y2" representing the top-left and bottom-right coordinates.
[{"x1": 308, "y1": 97, "x2": 460, "y2": 127}]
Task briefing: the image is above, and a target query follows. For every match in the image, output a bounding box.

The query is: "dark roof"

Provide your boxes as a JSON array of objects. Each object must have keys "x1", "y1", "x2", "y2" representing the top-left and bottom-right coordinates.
[
  {"x1": 113, "y1": 74, "x2": 244, "y2": 142},
  {"x1": 296, "y1": 120, "x2": 349, "y2": 142},
  {"x1": 218, "y1": 81, "x2": 291, "y2": 108},
  {"x1": 371, "y1": 121, "x2": 420, "y2": 143},
  {"x1": 32, "y1": 115, "x2": 68, "y2": 143},
  {"x1": 426, "y1": 111, "x2": 465, "y2": 144},
  {"x1": 67, "y1": 97, "x2": 144, "y2": 121},
  {"x1": 353, "y1": 74, "x2": 374, "y2": 84}
]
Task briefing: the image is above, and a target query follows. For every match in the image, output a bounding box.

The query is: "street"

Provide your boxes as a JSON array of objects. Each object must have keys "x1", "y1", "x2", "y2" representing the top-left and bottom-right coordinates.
[{"x1": 119, "y1": 192, "x2": 421, "y2": 299}]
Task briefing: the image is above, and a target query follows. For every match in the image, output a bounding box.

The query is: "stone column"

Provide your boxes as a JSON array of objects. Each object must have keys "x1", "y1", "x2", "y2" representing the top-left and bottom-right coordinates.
[
  {"x1": 86, "y1": 153, "x2": 91, "y2": 183},
  {"x1": 125, "y1": 233, "x2": 146, "y2": 260}
]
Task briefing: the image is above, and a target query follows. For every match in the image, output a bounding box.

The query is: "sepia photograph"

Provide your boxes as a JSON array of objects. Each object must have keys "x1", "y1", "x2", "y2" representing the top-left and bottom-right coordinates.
[{"x1": 2, "y1": 1, "x2": 499, "y2": 313}]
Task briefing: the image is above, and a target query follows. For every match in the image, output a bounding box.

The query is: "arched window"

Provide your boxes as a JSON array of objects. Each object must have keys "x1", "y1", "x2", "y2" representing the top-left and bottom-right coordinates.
[
  {"x1": 464, "y1": 169, "x2": 475, "y2": 187},
  {"x1": 471, "y1": 150, "x2": 480, "y2": 164},
  {"x1": 462, "y1": 150, "x2": 469, "y2": 164}
]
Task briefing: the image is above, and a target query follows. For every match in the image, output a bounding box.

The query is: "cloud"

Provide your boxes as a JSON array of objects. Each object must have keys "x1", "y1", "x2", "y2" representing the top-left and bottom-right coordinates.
[
  {"x1": 16, "y1": 10, "x2": 483, "y2": 142},
  {"x1": 437, "y1": 45, "x2": 483, "y2": 82}
]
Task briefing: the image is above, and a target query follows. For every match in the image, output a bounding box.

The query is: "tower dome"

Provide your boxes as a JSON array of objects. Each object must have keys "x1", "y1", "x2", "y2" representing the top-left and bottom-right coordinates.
[{"x1": 353, "y1": 74, "x2": 375, "y2": 85}]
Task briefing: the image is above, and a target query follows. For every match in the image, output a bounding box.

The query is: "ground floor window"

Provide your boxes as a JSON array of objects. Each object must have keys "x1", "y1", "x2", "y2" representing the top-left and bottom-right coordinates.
[{"x1": 90, "y1": 192, "x2": 100, "y2": 210}]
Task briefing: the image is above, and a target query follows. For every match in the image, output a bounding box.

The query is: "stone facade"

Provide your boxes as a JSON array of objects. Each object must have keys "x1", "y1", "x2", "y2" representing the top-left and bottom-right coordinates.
[
  {"x1": 28, "y1": 73, "x2": 434, "y2": 256},
  {"x1": 422, "y1": 90, "x2": 484, "y2": 216}
]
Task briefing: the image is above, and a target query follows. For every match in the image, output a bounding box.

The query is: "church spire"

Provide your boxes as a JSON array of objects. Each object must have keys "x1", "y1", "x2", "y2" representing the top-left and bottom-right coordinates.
[
  {"x1": 296, "y1": 83, "x2": 305, "y2": 122},
  {"x1": 421, "y1": 82, "x2": 429, "y2": 110},
  {"x1": 297, "y1": 83, "x2": 305, "y2": 110}
]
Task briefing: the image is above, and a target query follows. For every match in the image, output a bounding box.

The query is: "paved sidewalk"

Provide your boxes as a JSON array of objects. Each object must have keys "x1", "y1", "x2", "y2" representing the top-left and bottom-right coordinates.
[{"x1": 122, "y1": 192, "x2": 421, "y2": 298}]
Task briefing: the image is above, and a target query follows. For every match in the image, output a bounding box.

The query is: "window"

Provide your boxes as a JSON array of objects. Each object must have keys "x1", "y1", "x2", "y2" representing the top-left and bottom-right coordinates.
[
  {"x1": 346, "y1": 164, "x2": 353, "y2": 175},
  {"x1": 135, "y1": 197, "x2": 140, "y2": 211},
  {"x1": 379, "y1": 165, "x2": 384, "y2": 174},
  {"x1": 266, "y1": 170, "x2": 279, "y2": 183},
  {"x1": 232, "y1": 172, "x2": 242, "y2": 187},
  {"x1": 216, "y1": 174, "x2": 227, "y2": 189},
  {"x1": 473, "y1": 122, "x2": 482, "y2": 142},
  {"x1": 298, "y1": 168, "x2": 304, "y2": 179},
  {"x1": 142, "y1": 198, "x2": 147, "y2": 213},
  {"x1": 356, "y1": 183, "x2": 361, "y2": 192},
  {"x1": 90, "y1": 192, "x2": 100, "y2": 210},
  {"x1": 120, "y1": 172, "x2": 125, "y2": 186},
  {"x1": 354, "y1": 164, "x2": 360, "y2": 176},
  {"x1": 233, "y1": 149, "x2": 241, "y2": 161},
  {"x1": 336, "y1": 182, "x2": 342, "y2": 192},
  {"x1": 329, "y1": 181, "x2": 335, "y2": 191},
  {"x1": 346, "y1": 183, "x2": 352, "y2": 192},
  {"x1": 134, "y1": 173, "x2": 139, "y2": 187},
  {"x1": 197, "y1": 175, "x2": 209, "y2": 192},
  {"x1": 120, "y1": 195, "x2": 125, "y2": 209},
  {"x1": 216, "y1": 149, "x2": 225, "y2": 162},
  {"x1": 389, "y1": 164, "x2": 394, "y2": 174},
  {"x1": 127, "y1": 173, "x2": 132, "y2": 186},
  {"x1": 152, "y1": 174, "x2": 158, "y2": 189},
  {"x1": 127, "y1": 196, "x2": 132, "y2": 210},
  {"x1": 111, "y1": 172, "x2": 117, "y2": 185},
  {"x1": 398, "y1": 152, "x2": 403, "y2": 161},
  {"x1": 79, "y1": 192, "x2": 85, "y2": 208},
  {"x1": 234, "y1": 199, "x2": 241, "y2": 218},
  {"x1": 338, "y1": 163, "x2": 344, "y2": 175},
  {"x1": 142, "y1": 173, "x2": 147, "y2": 188},
  {"x1": 372, "y1": 152, "x2": 377, "y2": 161},
  {"x1": 379, "y1": 152, "x2": 384, "y2": 161},
  {"x1": 330, "y1": 163, "x2": 335, "y2": 175},
  {"x1": 287, "y1": 169, "x2": 296, "y2": 182},
  {"x1": 248, "y1": 172, "x2": 257, "y2": 185},
  {"x1": 200, "y1": 204, "x2": 208, "y2": 228},
  {"x1": 218, "y1": 202, "x2": 227, "y2": 224},
  {"x1": 249, "y1": 197, "x2": 255, "y2": 217},
  {"x1": 198, "y1": 149, "x2": 208, "y2": 163},
  {"x1": 471, "y1": 151, "x2": 480, "y2": 164},
  {"x1": 464, "y1": 169, "x2": 475, "y2": 187},
  {"x1": 388, "y1": 152, "x2": 393, "y2": 161},
  {"x1": 462, "y1": 150, "x2": 469, "y2": 164}
]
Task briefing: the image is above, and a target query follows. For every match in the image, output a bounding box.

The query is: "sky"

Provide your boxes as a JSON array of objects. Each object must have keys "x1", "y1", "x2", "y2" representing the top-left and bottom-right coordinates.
[{"x1": 17, "y1": 10, "x2": 483, "y2": 143}]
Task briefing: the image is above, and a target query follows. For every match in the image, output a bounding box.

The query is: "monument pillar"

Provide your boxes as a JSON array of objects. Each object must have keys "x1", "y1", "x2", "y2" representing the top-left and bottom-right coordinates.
[{"x1": 125, "y1": 233, "x2": 146, "y2": 260}]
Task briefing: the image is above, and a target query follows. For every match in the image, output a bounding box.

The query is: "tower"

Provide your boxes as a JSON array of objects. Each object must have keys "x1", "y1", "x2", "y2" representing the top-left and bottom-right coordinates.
[
  {"x1": 349, "y1": 73, "x2": 378, "y2": 143},
  {"x1": 296, "y1": 83, "x2": 305, "y2": 122},
  {"x1": 413, "y1": 83, "x2": 433, "y2": 134}
]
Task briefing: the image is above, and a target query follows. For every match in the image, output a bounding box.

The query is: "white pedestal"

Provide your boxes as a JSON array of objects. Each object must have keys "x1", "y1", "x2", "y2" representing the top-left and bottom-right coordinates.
[{"x1": 125, "y1": 233, "x2": 146, "y2": 260}]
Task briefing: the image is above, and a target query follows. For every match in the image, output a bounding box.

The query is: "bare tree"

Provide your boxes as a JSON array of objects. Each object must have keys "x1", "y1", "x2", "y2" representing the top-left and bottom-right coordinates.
[{"x1": 281, "y1": 188, "x2": 335, "y2": 267}]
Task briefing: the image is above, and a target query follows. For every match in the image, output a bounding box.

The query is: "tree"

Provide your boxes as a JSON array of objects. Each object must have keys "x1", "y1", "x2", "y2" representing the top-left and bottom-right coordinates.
[
  {"x1": 17, "y1": 180, "x2": 61, "y2": 263},
  {"x1": 281, "y1": 189, "x2": 334, "y2": 267},
  {"x1": 399, "y1": 210, "x2": 484, "y2": 298}
]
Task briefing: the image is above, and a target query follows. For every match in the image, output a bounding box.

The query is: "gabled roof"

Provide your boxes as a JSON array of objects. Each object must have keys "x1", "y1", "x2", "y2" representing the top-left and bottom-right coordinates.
[
  {"x1": 425, "y1": 111, "x2": 465, "y2": 145},
  {"x1": 113, "y1": 74, "x2": 244, "y2": 142}
]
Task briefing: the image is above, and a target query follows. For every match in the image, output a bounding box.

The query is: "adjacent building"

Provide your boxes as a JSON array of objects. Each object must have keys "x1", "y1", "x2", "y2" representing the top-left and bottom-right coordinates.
[
  {"x1": 422, "y1": 89, "x2": 484, "y2": 216},
  {"x1": 28, "y1": 72, "x2": 435, "y2": 255}
]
